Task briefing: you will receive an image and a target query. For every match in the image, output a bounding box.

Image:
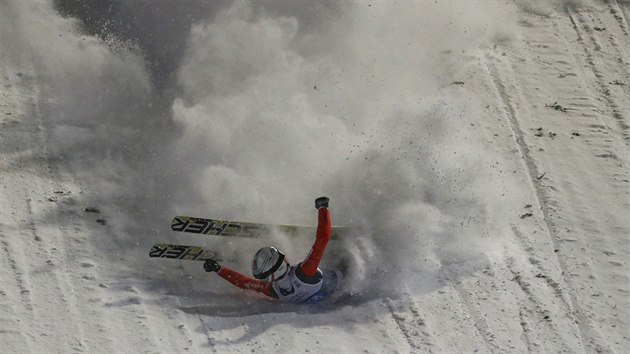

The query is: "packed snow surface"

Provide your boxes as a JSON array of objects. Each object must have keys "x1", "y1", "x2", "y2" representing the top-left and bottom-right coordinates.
[{"x1": 1, "y1": 0, "x2": 628, "y2": 353}]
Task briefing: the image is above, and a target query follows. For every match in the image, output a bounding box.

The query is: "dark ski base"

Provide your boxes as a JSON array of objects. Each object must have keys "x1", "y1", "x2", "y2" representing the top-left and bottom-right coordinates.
[
  {"x1": 171, "y1": 215, "x2": 351, "y2": 239},
  {"x1": 149, "y1": 243, "x2": 218, "y2": 261}
]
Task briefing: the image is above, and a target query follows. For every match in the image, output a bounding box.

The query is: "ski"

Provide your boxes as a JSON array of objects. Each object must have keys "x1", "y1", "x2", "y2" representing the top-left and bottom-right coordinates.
[
  {"x1": 171, "y1": 215, "x2": 351, "y2": 239},
  {"x1": 149, "y1": 243, "x2": 218, "y2": 261}
]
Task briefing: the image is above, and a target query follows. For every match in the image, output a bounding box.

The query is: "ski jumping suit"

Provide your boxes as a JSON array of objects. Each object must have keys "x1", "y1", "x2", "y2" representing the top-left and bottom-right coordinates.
[{"x1": 216, "y1": 207, "x2": 332, "y2": 303}]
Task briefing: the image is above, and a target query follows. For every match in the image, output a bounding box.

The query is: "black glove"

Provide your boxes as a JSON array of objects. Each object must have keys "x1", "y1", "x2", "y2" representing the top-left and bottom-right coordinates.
[
  {"x1": 315, "y1": 196, "x2": 329, "y2": 209},
  {"x1": 203, "y1": 259, "x2": 221, "y2": 273}
]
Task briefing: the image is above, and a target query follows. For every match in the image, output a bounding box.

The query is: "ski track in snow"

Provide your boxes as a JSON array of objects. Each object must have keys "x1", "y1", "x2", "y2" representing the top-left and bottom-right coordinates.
[
  {"x1": 1, "y1": 1, "x2": 629, "y2": 353},
  {"x1": 484, "y1": 51, "x2": 593, "y2": 351},
  {"x1": 385, "y1": 292, "x2": 438, "y2": 353},
  {"x1": 0, "y1": 68, "x2": 88, "y2": 352},
  {"x1": 477, "y1": 3, "x2": 629, "y2": 351}
]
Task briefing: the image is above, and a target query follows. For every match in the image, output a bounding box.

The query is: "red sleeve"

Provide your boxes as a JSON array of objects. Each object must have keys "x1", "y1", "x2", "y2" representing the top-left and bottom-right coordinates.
[
  {"x1": 299, "y1": 207, "x2": 332, "y2": 277},
  {"x1": 216, "y1": 267, "x2": 277, "y2": 298}
]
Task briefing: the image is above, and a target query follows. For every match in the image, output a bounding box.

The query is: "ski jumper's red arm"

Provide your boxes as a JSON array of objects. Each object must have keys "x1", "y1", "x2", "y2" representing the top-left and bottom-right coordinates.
[
  {"x1": 299, "y1": 207, "x2": 332, "y2": 277},
  {"x1": 216, "y1": 267, "x2": 277, "y2": 298}
]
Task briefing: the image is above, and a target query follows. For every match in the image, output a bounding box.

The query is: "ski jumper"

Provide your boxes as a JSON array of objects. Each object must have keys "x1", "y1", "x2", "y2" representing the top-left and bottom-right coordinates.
[{"x1": 216, "y1": 207, "x2": 332, "y2": 302}]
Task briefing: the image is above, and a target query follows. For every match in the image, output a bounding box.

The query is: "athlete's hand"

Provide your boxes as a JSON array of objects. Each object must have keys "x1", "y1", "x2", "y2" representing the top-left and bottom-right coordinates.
[
  {"x1": 315, "y1": 196, "x2": 329, "y2": 209},
  {"x1": 203, "y1": 259, "x2": 221, "y2": 273}
]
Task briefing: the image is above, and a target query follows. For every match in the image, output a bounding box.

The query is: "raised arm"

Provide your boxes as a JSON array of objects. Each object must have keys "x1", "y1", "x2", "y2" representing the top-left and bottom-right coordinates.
[{"x1": 299, "y1": 197, "x2": 332, "y2": 277}]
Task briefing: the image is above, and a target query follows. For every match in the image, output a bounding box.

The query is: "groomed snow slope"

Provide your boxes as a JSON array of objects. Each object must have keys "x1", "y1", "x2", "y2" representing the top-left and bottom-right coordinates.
[{"x1": 1, "y1": 1, "x2": 629, "y2": 353}]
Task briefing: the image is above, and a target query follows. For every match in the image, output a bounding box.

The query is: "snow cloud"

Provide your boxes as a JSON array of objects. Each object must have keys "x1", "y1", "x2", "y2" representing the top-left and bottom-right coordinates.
[
  {"x1": 171, "y1": 1, "x2": 518, "y2": 297},
  {"x1": 3, "y1": 0, "x2": 520, "y2": 300}
]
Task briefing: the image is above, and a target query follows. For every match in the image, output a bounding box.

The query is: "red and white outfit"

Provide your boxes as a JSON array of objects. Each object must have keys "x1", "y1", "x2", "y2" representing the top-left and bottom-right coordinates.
[{"x1": 216, "y1": 207, "x2": 332, "y2": 302}]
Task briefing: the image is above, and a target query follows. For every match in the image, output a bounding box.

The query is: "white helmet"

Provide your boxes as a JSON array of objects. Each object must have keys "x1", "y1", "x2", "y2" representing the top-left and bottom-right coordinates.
[{"x1": 252, "y1": 246, "x2": 288, "y2": 280}]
